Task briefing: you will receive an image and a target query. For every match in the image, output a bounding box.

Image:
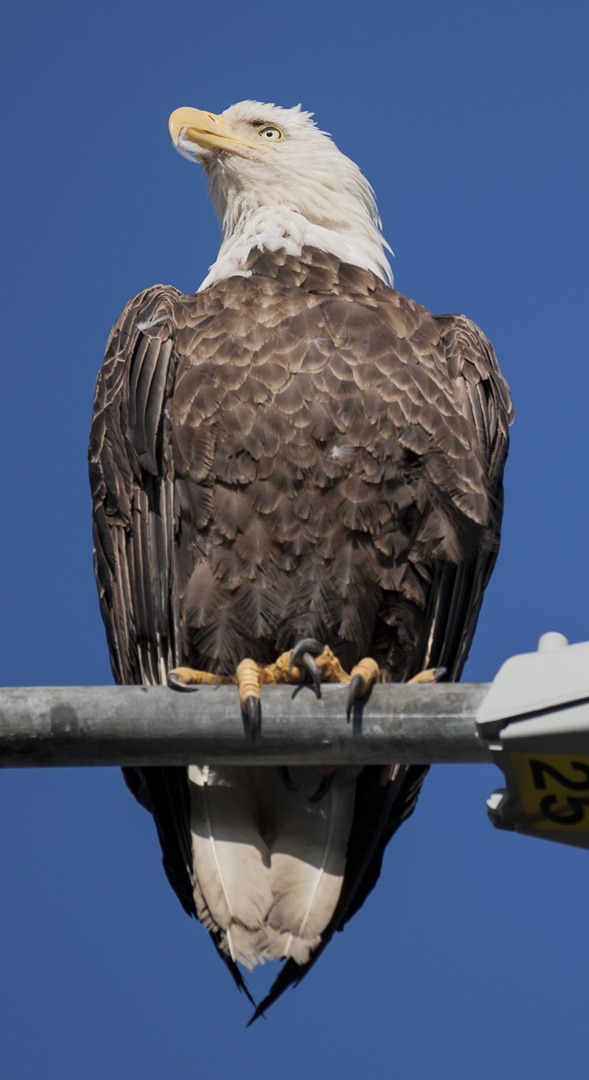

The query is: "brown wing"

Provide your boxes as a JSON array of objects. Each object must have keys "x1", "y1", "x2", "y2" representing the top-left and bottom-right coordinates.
[
  {"x1": 90, "y1": 250, "x2": 513, "y2": 1016},
  {"x1": 89, "y1": 285, "x2": 181, "y2": 686}
]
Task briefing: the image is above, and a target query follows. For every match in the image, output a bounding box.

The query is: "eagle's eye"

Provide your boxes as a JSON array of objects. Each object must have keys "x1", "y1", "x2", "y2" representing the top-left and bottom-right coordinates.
[{"x1": 257, "y1": 125, "x2": 284, "y2": 142}]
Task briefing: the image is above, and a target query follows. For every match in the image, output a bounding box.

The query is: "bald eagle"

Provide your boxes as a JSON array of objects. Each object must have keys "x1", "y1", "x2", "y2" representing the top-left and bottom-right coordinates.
[{"x1": 89, "y1": 101, "x2": 513, "y2": 1021}]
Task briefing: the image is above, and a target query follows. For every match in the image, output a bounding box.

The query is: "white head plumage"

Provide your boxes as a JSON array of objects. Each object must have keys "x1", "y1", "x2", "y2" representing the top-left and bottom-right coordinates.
[{"x1": 169, "y1": 100, "x2": 393, "y2": 289}]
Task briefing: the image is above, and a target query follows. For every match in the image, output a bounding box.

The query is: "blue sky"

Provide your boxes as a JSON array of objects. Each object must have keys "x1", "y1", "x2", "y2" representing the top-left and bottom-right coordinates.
[{"x1": 1, "y1": 0, "x2": 588, "y2": 1075}]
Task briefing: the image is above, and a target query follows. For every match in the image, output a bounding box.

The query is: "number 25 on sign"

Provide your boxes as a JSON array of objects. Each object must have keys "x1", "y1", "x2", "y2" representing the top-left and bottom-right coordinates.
[{"x1": 511, "y1": 754, "x2": 589, "y2": 831}]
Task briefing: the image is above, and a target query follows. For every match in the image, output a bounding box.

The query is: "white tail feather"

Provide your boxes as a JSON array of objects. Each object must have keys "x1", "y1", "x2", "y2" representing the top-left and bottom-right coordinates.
[
  {"x1": 267, "y1": 769, "x2": 357, "y2": 961},
  {"x1": 188, "y1": 766, "x2": 358, "y2": 970},
  {"x1": 189, "y1": 765, "x2": 272, "y2": 933}
]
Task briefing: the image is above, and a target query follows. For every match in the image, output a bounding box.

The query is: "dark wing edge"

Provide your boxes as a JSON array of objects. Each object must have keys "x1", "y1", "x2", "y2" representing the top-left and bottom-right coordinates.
[
  {"x1": 418, "y1": 314, "x2": 513, "y2": 681},
  {"x1": 89, "y1": 286, "x2": 255, "y2": 1006},
  {"x1": 89, "y1": 285, "x2": 182, "y2": 686},
  {"x1": 250, "y1": 313, "x2": 513, "y2": 1023}
]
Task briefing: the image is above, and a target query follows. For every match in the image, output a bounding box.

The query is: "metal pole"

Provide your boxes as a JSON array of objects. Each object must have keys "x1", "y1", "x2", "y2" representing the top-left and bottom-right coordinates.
[{"x1": 0, "y1": 683, "x2": 492, "y2": 768}]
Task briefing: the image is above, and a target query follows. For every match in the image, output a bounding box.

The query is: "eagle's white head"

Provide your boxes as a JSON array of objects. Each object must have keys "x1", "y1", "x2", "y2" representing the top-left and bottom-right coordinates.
[{"x1": 169, "y1": 100, "x2": 393, "y2": 290}]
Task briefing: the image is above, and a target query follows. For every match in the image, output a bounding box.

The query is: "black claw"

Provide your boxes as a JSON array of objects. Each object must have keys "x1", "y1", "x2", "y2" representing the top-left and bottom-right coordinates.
[
  {"x1": 244, "y1": 695, "x2": 261, "y2": 743},
  {"x1": 290, "y1": 637, "x2": 324, "y2": 663},
  {"x1": 431, "y1": 666, "x2": 447, "y2": 682},
  {"x1": 277, "y1": 766, "x2": 299, "y2": 792},
  {"x1": 290, "y1": 638, "x2": 323, "y2": 699},
  {"x1": 308, "y1": 772, "x2": 336, "y2": 802},
  {"x1": 302, "y1": 655, "x2": 322, "y2": 698},
  {"x1": 167, "y1": 673, "x2": 200, "y2": 692},
  {"x1": 346, "y1": 673, "x2": 365, "y2": 722}
]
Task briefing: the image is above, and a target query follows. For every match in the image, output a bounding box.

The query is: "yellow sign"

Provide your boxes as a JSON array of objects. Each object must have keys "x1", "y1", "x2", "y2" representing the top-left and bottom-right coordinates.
[{"x1": 511, "y1": 753, "x2": 589, "y2": 831}]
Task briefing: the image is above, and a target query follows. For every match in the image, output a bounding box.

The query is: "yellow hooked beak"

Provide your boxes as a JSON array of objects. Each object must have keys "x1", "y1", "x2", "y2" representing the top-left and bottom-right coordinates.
[{"x1": 169, "y1": 107, "x2": 276, "y2": 159}]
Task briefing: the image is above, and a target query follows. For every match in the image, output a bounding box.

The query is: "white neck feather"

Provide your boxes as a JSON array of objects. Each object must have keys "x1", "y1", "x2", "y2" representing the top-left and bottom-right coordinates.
[
  {"x1": 194, "y1": 102, "x2": 394, "y2": 292},
  {"x1": 198, "y1": 205, "x2": 393, "y2": 291}
]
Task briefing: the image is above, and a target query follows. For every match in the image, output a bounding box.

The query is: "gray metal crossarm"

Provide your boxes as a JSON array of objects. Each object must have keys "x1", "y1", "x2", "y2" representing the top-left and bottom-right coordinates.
[
  {"x1": 0, "y1": 682, "x2": 492, "y2": 768},
  {"x1": 6, "y1": 642, "x2": 589, "y2": 855}
]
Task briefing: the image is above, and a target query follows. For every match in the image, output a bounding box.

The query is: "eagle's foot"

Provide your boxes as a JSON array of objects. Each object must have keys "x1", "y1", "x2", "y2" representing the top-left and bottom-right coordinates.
[
  {"x1": 167, "y1": 667, "x2": 233, "y2": 690},
  {"x1": 250, "y1": 639, "x2": 323, "y2": 696},
  {"x1": 346, "y1": 657, "x2": 381, "y2": 721},
  {"x1": 275, "y1": 641, "x2": 382, "y2": 722},
  {"x1": 290, "y1": 643, "x2": 382, "y2": 723},
  {"x1": 235, "y1": 659, "x2": 263, "y2": 742},
  {"x1": 287, "y1": 638, "x2": 324, "y2": 698},
  {"x1": 265, "y1": 641, "x2": 381, "y2": 798},
  {"x1": 313, "y1": 645, "x2": 352, "y2": 685},
  {"x1": 407, "y1": 666, "x2": 447, "y2": 684},
  {"x1": 169, "y1": 663, "x2": 262, "y2": 740},
  {"x1": 343, "y1": 663, "x2": 444, "y2": 727}
]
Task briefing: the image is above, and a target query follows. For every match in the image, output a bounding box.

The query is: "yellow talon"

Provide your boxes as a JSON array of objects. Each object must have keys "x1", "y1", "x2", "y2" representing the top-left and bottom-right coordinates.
[
  {"x1": 348, "y1": 657, "x2": 381, "y2": 696},
  {"x1": 407, "y1": 666, "x2": 446, "y2": 685},
  {"x1": 315, "y1": 647, "x2": 351, "y2": 684},
  {"x1": 170, "y1": 649, "x2": 386, "y2": 714},
  {"x1": 236, "y1": 658, "x2": 262, "y2": 710},
  {"x1": 259, "y1": 651, "x2": 306, "y2": 685},
  {"x1": 168, "y1": 666, "x2": 232, "y2": 685}
]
